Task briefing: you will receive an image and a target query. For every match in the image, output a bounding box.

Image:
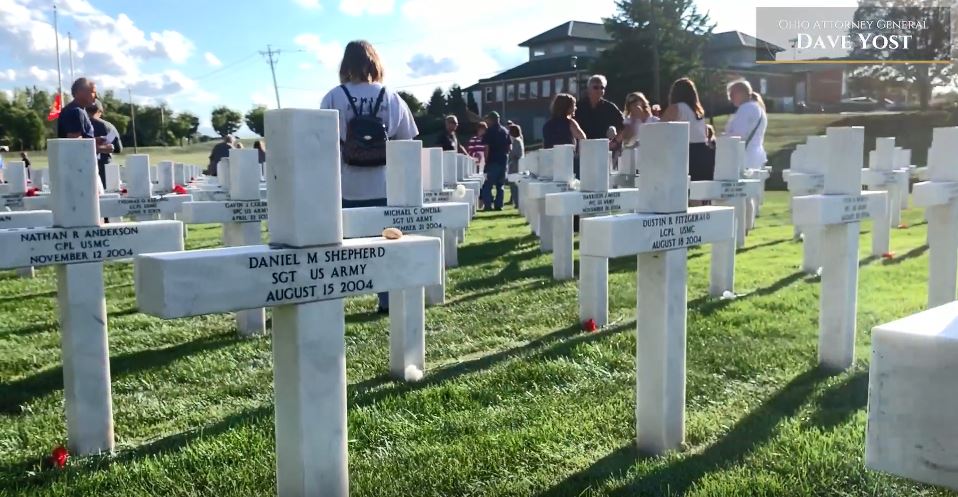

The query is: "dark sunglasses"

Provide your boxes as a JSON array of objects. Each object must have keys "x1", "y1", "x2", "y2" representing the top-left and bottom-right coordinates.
[{"x1": 592, "y1": 85, "x2": 605, "y2": 90}]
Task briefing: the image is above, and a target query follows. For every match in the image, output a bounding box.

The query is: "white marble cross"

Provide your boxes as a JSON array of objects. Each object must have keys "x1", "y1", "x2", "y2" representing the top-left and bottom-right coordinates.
[
  {"x1": 792, "y1": 127, "x2": 886, "y2": 371},
  {"x1": 863, "y1": 137, "x2": 909, "y2": 255},
  {"x1": 690, "y1": 137, "x2": 762, "y2": 249},
  {"x1": 0, "y1": 139, "x2": 184, "y2": 456},
  {"x1": 516, "y1": 150, "x2": 541, "y2": 233},
  {"x1": 179, "y1": 148, "x2": 268, "y2": 337},
  {"x1": 545, "y1": 139, "x2": 640, "y2": 280},
  {"x1": 0, "y1": 162, "x2": 51, "y2": 277},
  {"x1": 135, "y1": 109, "x2": 441, "y2": 497},
  {"x1": 103, "y1": 164, "x2": 122, "y2": 193},
  {"x1": 99, "y1": 155, "x2": 193, "y2": 222},
  {"x1": 744, "y1": 165, "x2": 771, "y2": 230},
  {"x1": 865, "y1": 300, "x2": 958, "y2": 491},
  {"x1": 527, "y1": 146, "x2": 579, "y2": 253},
  {"x1": 784, "y1": 137, "x2": 826, "y2": 273},
  {"x1": 446, "y1": 151, "x2": 480, "y2": 216},
  {"x1": 425, "y1": 149, "x2": 475, "y2": 268},
  {"x1": 340, "y1": 140, "x2": 469, "y2": 375},
  {"x1": 913, "y1": 127, "x2": 958, "y2": 308},
  {"x1": 1, "y1": 161, "x2": 44, "y2": 210},
  {"x1": 579, "y1": 122, "x2": 735, "y2": 455}
]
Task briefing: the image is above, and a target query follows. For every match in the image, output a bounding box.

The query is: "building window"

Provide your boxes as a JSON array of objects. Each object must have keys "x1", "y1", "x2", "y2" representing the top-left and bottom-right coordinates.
[
  {"x1": 533, "y1": 49, "x2": 546, "y2": 58},
  {"x1": 568, "y1": 77, "x2": 578, "y2": 95},
  {"x1": 507, "y1": 84, "x2": 516, "y2": 101},
  {"x1": 529, "y1": 81, "x2": 539, "y2": 99},
  {"x1": 485, "y1": 86, "x2": 494, "y2": 104},
  {"x1": 496, "y1": 85, "x2": 504, "y2": 102},
  {"x1": 574, "y1": 45, "x2": 588, "y2": 53},
  {"x1": 542, "y1": 79, "x2": 552, "y2": 98},
  {"x1": 518, "y1": 83, "x2": 527, "y2": 100},
  {"x1": 555, "y1": 78, "x2": 564, "y2": 94}
]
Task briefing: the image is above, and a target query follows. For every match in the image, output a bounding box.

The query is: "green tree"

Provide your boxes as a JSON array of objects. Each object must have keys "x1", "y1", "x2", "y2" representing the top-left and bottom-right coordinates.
[
  {"x1": 0, "y1": 101, "x2": 46, "y2": 150},
  {"x1": 211, "y1": 106, "x2": 242, "y2": 137},
  {"x1": 169, "y1": 112, "x2": 200, "y2": 146},
  {"x1": 398, "y1": 91, "x2": 424, "y2": 115},
  {"x1": 848, "y1": 1, "x2": 953, "y2": 110},
  {"x1": 245, "y1": 105, "x2": 267, "y2": 137},
  {"x1": 594, "y1": 0, "x2": 715, "y2": 106},
  {"x1": 426, "y1": 87, "x2": 447, "y2": 117}
]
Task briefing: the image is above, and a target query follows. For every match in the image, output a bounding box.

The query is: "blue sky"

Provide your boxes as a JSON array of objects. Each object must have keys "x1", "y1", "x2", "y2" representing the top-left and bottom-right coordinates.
[{"x1": 0, "y1": 0, "x2": 855, "y2": 135}]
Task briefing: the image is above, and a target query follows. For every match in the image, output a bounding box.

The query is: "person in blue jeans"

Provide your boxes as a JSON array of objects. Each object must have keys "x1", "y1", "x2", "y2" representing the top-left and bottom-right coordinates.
[{"x1": 479, "y1": 111, "x2": 512, "y2": 211}]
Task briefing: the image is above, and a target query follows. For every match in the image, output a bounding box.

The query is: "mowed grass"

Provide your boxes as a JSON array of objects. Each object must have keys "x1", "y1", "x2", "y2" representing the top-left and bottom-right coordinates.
[{"x1": 0, "y1": 193, "x2": 954, "y2": 497}]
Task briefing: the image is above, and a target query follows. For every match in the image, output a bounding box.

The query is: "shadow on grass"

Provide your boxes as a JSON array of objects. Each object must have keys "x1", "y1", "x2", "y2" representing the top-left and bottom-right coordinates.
[
  {"x1": 456, "y1": 234, "x2": 538, "y2": 269},
  {"x1": 880, "y1": 245, "x2": 928, "y2": 266},
  {"x1": 805, "y1": 370, "x2": 868, "y2": 431},
  {"x1": 689, "y1": 271, "x2": 807, "y2": 316},
  {"x1": 2, "y1": 320, "x2": 632, "y2": 488},
  {"x1": 736, "y1": 237, "x2": 791, "y2": 254},
  {"x1": 0, "y1": 308, "x2": 143, "y2": 339},
  {"x1": 535, "y1": 368, "x2": 834, "y2": 497},
  {"x1": 0, "y1": 333, "x2": 239, "y2": 414}
]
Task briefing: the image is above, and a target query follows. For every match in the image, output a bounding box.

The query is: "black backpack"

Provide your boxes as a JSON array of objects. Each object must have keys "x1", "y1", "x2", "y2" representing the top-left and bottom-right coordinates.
[{"x1": 340, "y1": 85, "x2": 388, "y2": 167}]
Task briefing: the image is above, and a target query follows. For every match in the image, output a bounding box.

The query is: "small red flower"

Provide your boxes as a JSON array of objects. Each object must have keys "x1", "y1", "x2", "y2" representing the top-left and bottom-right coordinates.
[
  {"x1": 898, "y1": 223, "x2": 908, "y2": 229},
  {"x1": 582, "y1": 318, "x2": 598, "y2": 332},
  {"x1": 173, "y1": 185, "x2": 188, "y2": 194},
  {"x1": 49, "y1": 445, "x2": 68, "y2": 469},
  {"x1": 882, "y1": 252, "x2": 895, "y2": 260},
  {"x1": 25, "y1": 187, "x2": 38, "y2": 197},
  {"x1": 120, "y1": 188, "x2": 128, "y2": 194}
]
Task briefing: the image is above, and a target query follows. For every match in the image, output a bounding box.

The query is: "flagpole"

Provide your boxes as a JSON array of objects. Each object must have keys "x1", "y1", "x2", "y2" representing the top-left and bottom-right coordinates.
[
  {"x1": 53, "y1": 4, "x2": 63, "y2": 101},
  {"x1": 68, "y1": 32, "x2": 75, "y2": 83}
]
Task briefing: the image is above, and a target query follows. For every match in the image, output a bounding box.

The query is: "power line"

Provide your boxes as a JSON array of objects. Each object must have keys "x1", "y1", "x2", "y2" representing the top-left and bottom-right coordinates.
[{"x1": 192, "y1": 52, "x2": 259, "y2": 81}]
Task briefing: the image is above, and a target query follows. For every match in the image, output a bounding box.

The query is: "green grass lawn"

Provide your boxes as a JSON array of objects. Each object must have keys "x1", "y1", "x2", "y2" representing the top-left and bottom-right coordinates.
[{"x1": 0, "y1": 193, "x2": 954, "y2": 496}]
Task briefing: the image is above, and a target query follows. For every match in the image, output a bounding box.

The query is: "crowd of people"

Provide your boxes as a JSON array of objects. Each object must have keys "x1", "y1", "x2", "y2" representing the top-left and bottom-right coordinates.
[
  {"x1": 444, "y1": 72, "x2": 768, "y2": 211},
  {"x1": 33, "y1": 40, "x2": 768, "y2": 311}
]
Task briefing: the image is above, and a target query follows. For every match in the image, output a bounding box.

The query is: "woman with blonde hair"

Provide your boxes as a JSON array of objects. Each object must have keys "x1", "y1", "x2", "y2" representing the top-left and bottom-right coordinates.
[
  {"x1": 320, "y1": 39, "x2": 418, "y2": 313},
  {"x1": 723, "y1": 79, "x2": 767, "y2": 170},
  {"x1": 617, "y1": 91, "x2": 659, "y2": 148}
]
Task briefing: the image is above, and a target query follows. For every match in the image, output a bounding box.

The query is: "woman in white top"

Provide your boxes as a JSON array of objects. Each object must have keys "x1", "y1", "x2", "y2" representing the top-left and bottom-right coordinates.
[
  {"x1": 320, "y1": 40, "x2": 419, "y2": 206},
  {"x1": 662, "y1": 77, "x2": 714, "y2": 181},
  {"x1": 723, "y1": 79, "x2": 768, "y2": 169},
  {"x1": 320, "y1": 40, "x2": 418, "y2": 313}
]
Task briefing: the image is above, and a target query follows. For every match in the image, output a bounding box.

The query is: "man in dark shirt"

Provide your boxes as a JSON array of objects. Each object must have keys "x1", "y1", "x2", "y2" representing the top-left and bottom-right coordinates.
[
  {"x1": 57, "y1": 78, "x2": 98, "y2": 139},
  {"x1": 86, "y1": 100, "x2": 122, "y2": 189},
  {"x1": 437, "y1": 115, "x2": 468, "y2": 154},
  {"x1": 207, "y1": 135, "x2": 234, "y2": 176},
  {"x1": 574, "y1": 74, "x2": 624, "y2": 140},
  {"x1": 479, "y1": 111, "x2": 511, "y2": 211}
]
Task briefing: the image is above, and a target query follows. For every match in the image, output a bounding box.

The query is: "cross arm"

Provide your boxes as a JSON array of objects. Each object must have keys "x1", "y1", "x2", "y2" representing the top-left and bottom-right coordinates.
[
  {"x1": 99, "y1": 194, "x2": 193, "y2": 219},
  {"x1": 545, "y1": 189, "x2": 640, "y2": 216},
  {"x1": 180, "y1": 199, "x2": 268, "y2": 224},
  {"x1": 792, "y1": 191, "x2": 886, "y2": 226},
  {"x1": 135, "y1": 235, "x2": 441, "y2": 319},
  {"x1": 913, "y1": 181, "x2": 958, "y2": 208},
  {"x1": 689, "y1": 179, "x2": 762, "y2": 201},
  {"x1": 342, "y1": 203, "x2": 470, "y2": 238},
  {"x1": 0, "y1": 221, "x2": 183, "y2": 269},
  {"x1": 0, "y1": 210, "x2": 53, "y2": 229},
  {"x1": 579, "y1": 206, "x2": 735, "y2": 258}
]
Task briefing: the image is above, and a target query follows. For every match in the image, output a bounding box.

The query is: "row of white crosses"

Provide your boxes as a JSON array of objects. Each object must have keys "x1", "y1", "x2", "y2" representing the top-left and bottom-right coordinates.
[
  {"x1": 784, "y1": 137, "x2": 827, "y2": 273},
  {"x1": 0, "y1": 139, "x2": 185, "y2": 455},
  {"x1": 914, "y1": 127, "x2": 958, "y2": 308},
  {"x1": 525, "y1": 146, "x2": 578, "y2": 253},
  {"x1": 545, "y1": 140, "x2": 639, "y2": 280},
  {"x1": 136, "y1": 109, "x2": 444, "y2": 496},
  {"x1": 579, "y1": 122, "x2": 736, "y2": 455},
  {"x1": 863, "y1": 137, "x2": 910, "y2": 253},
  {"x1": 690, "y1": 136, "x2": 762, "y2": 249},
  {"x1": 792, "y1": 127, "x2": 887, "y2": 371}
]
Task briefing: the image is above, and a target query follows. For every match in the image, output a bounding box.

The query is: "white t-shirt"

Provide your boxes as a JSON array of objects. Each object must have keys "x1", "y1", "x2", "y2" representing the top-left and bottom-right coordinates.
[
  {"x1": 623, "y1": 114, "x2": 660, "y2": 146},
  {"x1": 320, "y1": 82, "x2": 419, "y2": 201},
  {"x1": 724, "y1": 100, "x2": 767, "y2": 169},
  {"x1": 674, "y1": 102, "x2": 708, "y2": 144}
]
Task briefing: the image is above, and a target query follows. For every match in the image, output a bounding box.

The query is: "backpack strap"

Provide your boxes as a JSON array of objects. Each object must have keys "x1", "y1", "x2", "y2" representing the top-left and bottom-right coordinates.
[
  {"x1": 340, "y1": 85, "x2": 363, "y2": 117},
  {"x1": 371, "y1": 87, "x2": 387, "y2": 117}
]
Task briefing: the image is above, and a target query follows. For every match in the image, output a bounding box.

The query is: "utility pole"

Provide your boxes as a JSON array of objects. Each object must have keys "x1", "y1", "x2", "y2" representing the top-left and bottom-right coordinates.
[
  {"x1": 260, "y1": 44, "x2": 282, "y2": 109},
  {"x1": 128, "y1": 89, "x2": 138, "y2": 153}
]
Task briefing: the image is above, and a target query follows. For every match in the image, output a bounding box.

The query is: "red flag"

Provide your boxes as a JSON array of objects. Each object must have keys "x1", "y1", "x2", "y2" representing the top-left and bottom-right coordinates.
[{"x1": 47, "y1": 93, "x2": 62, "y2": 121}]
